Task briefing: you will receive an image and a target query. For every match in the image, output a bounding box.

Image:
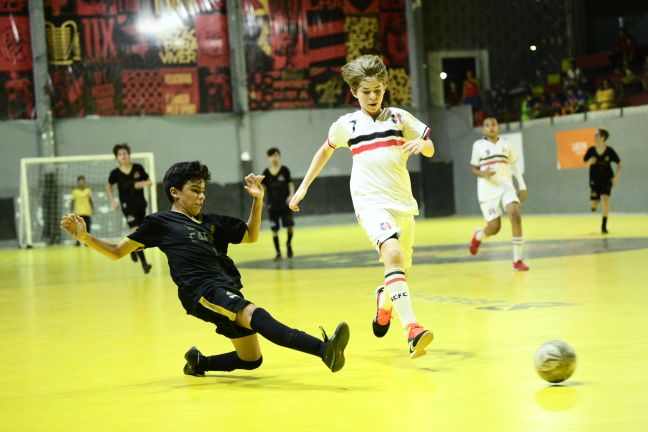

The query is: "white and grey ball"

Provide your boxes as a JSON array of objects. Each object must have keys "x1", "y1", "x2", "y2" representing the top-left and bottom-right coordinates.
[{"x1": 534, "y1": 340, "x2": 576, "y2": 383}]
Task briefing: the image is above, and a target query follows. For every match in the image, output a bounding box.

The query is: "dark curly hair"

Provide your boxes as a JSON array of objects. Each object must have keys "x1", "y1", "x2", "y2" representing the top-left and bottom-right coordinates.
[
  {"x1": 163, "y1": 161, "x2": 211, "y2": 203},
  {"x1": 112, "y1": 143, "x2": 131, "y2": 157}
]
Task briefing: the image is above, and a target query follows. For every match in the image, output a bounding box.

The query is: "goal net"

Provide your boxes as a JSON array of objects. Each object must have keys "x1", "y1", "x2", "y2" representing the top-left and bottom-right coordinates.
[{"x1": 18, "y1": 153, "x2": 157, "y2": 248}]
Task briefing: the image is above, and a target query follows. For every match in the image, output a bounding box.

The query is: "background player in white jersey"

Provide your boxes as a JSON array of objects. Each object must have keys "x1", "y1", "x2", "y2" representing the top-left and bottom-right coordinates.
[
  {"x1": 289, "y1": 55, "x2": 434, "y2": 359},
  {"x1": 469, "y1": 117, "x2": 529, "y2": 271}
]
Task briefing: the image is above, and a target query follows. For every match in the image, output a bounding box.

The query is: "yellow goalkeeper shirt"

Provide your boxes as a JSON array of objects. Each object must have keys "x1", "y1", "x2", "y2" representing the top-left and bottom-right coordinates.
[{"x1": 71, "y1": 187, "x2": 92, "y2": 216}]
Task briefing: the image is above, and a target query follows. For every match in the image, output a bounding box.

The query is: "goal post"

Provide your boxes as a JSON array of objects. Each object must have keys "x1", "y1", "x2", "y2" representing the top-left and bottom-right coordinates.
[{"x1": 18, "y1": 153, "x2": 157, "y2": 248}]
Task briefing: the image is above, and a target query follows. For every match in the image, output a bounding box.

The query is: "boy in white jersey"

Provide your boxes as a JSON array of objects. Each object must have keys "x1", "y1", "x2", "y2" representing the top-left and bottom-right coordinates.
[
  {"x1": 469, "y1": 117, "x2": 529, "y2": 271},
  {"x1": 289, "y1": 55, "x2": 434, "y2": 359}
]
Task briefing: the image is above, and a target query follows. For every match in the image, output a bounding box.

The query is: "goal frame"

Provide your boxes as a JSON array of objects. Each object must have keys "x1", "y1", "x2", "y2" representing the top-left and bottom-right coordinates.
[{"x1": 19, "y1": 152, "x2": 157, "y2": 248}]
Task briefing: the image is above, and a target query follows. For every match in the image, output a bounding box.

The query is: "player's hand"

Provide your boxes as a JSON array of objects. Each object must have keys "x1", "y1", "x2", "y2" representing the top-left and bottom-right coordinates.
[
  {"x1": 481, "y1": 169, "x2": 496, "y2": 178},
  {"x1": 612, "y1": 176, "x2": 619, "y2": 186},
  {"x1": 401, "y1": 139, "x2": 425, "y2": 155},
  {"x1": 244, "y1": 173, "x2": 265, "y2": 199},
  {"x1": 518, "y1": 189, "x2": 528, "y2": 201},
  {"x1": 112, "y1": 199, "x2": 119, "y2": 210},
  {"x1": 289, "y1": 187, "x2": 307, "y2": 212},
  {"x1": 60, "y1": 214, "x2": 88, "y2": 240}
]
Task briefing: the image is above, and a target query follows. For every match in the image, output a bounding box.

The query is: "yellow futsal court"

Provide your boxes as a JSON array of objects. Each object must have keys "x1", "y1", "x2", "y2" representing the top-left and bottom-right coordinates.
[{"x1": 1, "y1": 214, "x2": 647, "y2": 431}]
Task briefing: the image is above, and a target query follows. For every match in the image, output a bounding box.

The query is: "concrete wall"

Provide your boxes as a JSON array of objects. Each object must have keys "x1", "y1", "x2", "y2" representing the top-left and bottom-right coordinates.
[
  {"x1": 0, "y1": 120, "x2": 39, "y2": 197},
  {"x1": 2, "y1": 105, "x2": 647, "y2": 218}
]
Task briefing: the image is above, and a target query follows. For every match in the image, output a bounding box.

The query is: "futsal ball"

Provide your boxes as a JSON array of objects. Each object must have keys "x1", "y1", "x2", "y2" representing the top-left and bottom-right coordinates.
[{"x1": 534, "y1": 340, "x2": 576, "y2": 383}]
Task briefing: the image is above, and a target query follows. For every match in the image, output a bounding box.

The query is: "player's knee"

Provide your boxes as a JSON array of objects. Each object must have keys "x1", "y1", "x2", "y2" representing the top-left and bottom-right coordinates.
[
  {"x1": 239, "y1": 356, "x2": 263, "y2": 370},
  {"x1": 381, "y1": 244, "x2": 404, "y2": 265},
  {"x1": 488, "y1": 220, "x2": 501, "y2": 234}
]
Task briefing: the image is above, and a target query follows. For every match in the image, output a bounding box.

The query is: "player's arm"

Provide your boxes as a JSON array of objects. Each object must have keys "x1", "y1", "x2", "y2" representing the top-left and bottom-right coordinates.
[
  {"x1": 289, "y1": 141, "x2": 334, "y2": 211},
  {"x1": 401, "y1": 138, "x2": 435, "y2": 157},
  {"x1": 135, "y1": 179, "x2": 152, "y2": 189},
  {"x1": 287, "y1": 181, "x2": 295, "y2": 204},
  {"x1": 612, "y1": 161, "x2": 622, "y2": 185},
  {"x1": 509, "y1": 161, "x2": 528, "y2": 201},
  {"x1": 471, "y1": 165, "x2": 495, "y2": 178},
  {"x1": 60, "y1": 214, "x2": 138, "y2": 259},
  {"x1": 583, "y1": 149, "x2": 596, "y2": 166},
  {"x1": 241, "y1": 173, "x2": 265, "y2": 243},
  {"x1": 106, "y1": 182, "x2": 118, "y2": 209}
]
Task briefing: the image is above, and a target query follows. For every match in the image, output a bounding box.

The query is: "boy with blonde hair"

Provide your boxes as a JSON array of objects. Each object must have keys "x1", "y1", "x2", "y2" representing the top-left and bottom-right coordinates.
[{"x1": 290, "y1": 55, "x2": 434, "y2": 359}]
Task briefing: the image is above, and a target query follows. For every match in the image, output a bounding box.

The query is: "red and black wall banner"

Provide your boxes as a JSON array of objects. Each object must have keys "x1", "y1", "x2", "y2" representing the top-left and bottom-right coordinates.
[
  {"x1": 0, "y1": 0, "x2": 409, "y2": 119},
  {"x1": 242, "y1": 0, "x2": 410, "y2": 111},
  {"x1": 43, "y1": 0, "x2": 232, "y2": 117},
  {"x1": 0, "y1": 0, "x2": 35, "y2": 120}
]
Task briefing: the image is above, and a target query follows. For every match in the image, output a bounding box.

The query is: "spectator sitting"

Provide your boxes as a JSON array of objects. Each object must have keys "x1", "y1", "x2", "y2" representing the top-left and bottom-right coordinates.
[
  {"x1": 564, "y1": 60, "x2": 586, "y2": 90},
  {"x1": 547, "y1": 92, "x2": 565, "y2": 117},
  {"x1": 589, "y1": 79, "x2": 616, "y2": 111},
  {"x1": 462, "y1": 69, "x2": 481, "y2": 110},
  {"x1": 521, "y1": 93, "x2": 541, "y2": 120}
]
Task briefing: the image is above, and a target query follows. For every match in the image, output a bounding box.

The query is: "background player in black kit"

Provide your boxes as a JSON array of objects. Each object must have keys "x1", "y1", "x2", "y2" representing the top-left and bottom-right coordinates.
[
  {"x1": 262, "y1": 148, "x2": 295, "y2": 260},
  {"x1": 583, "y1": 129, "x2": 622, "y2": 234},
  {"x1": 61, "y1": 161, "x2": 349, "y2": 375},
  {"x1": 107, "y1": 143, "x2": 153, "y2": 273}
]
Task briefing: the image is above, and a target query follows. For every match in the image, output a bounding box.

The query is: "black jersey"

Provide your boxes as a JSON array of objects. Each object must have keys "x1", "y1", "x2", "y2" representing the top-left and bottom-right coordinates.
[
  {"x1": 127, "y1": 211, "x2": 247, "y2": 301},
  {"x1": 108, "y1": 163, "x2": 149, "y2": 209},
  {"x1": 262, "y1": 166, "x2": 292, "y2": 208},
  {"x1": 583, "y1": 146, "x2": 620, "y2": 180}
]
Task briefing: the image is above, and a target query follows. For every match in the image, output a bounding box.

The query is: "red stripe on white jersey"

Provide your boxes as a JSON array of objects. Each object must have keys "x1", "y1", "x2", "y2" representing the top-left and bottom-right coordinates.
[
  {"x1": 351, "y1": 139, "x2": 403, "y2": 156},
  {"x1": 479, "y1": 160, "x2": 508, "y2": 167}
]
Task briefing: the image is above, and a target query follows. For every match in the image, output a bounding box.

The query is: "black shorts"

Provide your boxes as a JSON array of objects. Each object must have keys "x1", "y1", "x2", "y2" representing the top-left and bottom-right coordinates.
[
  {"x1": 590, "y1": 178, "x2": 612, "y2": 200},
  {"x1": 186, "y1": 286, "x2": 256, "y2": 339},
  {"x1": 122, "y1": 206, "x2": 146, "y2": 228},
  {"x1": 268, "y1": 206, "x2": 294, "y2": 231}
]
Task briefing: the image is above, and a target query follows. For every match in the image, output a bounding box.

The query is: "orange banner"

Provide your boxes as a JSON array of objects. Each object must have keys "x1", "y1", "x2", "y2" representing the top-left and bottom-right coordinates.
[{"x1": 555, "y1": 128, "x2": 598, "y2": 169}]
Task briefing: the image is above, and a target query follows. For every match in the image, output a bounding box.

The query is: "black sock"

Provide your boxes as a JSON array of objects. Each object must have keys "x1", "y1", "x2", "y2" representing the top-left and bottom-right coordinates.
[
  {"x1": 287, "y1": 231, "x2": 293, "y2": 246},
  {"x1": 200, "y1": 351, "x2": 262, "y2": 372},
  {"x1": 250, "y1": 308, "x2": 323, "y2": 357},
  {"x1": 138, "y1": 251, "x2": 149, "y2": 267},
  {"x1": 272, "y1": 236, "x2": 281, "y2": 255},
  {"x1": 602, "y1": 216, "x2": 608, "y2": 230}
]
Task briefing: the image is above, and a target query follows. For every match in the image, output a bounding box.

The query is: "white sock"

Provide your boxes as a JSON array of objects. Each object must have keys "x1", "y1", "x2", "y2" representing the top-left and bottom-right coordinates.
[
  {"x1": 476, "y1": 229, "x2": 489, "y2": 241},
  {"x1": 512, "y1": 237, "x2": 524, "y2": 261},
  {"x1": 377, "y1": 285, "x2": 392, "y2": 310},
  {"x1": 384, "y1": 268, "x2": 417, "y2": 329}
]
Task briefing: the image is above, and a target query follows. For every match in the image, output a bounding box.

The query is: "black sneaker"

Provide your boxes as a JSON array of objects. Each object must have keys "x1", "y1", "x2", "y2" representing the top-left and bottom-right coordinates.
[
  {"x1": 286, "y1": 244, "x2": 293, "y2": 258},
  {"x1": 320, "y1": 322, "x2": 350, "y2": 373},
  {"x1": 602, "y1": 228, "x2": 609, "y2": 234},
  {"x1": 143, "y1": 264, "x2": 152, "y2": 274},
  {"x1": 273, "y1": 254, "x2": 282, "y2": 262},
  {"x1": 183, "y1": 346, "x2": 205, "y2": 376},
  {"x1": 130, "y1": 252, "x2": 138, "y2": 262}
]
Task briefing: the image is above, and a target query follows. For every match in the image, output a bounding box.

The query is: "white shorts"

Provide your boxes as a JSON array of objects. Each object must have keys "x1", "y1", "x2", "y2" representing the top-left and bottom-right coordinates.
[
  {"x1": 479, "y1": 185, "x2": 520, "y2": 222},
  {"x1": 356, "y1": 208, "x2": 415, "y2": 269}
]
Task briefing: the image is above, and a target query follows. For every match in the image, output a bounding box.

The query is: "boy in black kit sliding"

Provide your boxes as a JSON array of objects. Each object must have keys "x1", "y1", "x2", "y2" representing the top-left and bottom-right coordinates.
[{"x1": 61, "y1": 161, "x2": 349, "y2": 374}]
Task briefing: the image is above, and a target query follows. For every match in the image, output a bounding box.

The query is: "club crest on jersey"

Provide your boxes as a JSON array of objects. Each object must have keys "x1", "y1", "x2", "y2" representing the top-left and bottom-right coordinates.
[
  {"x1": 134, "y1": 171, "x2": 141, "y2": 179},
  {"x1": 380, "y1": 222, "x2": 392, "y2": 231},
  {"x1": 391, "y1": 113, "x2": 403, "y2": 125}
]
